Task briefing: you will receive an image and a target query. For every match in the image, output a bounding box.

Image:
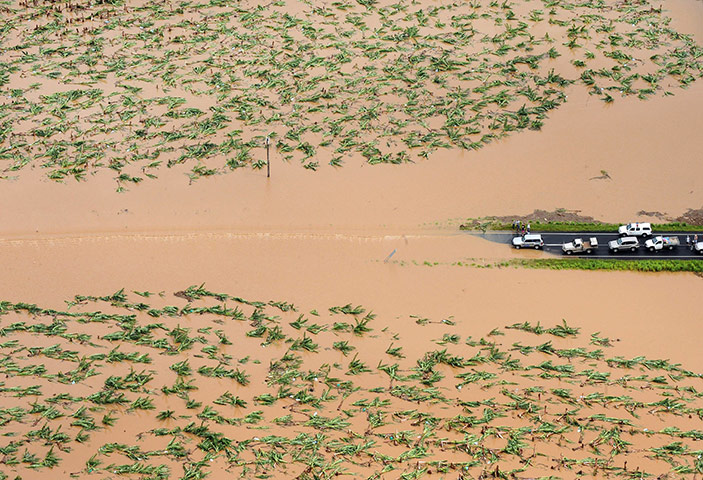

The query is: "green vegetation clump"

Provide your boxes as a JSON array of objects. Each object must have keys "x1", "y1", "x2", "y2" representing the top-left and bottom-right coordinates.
[
  {"x1": 512, "y1": 258, "x2": 703, "y2": 272},
  {"x1": 0, "y1": 0, "x2": 702, "y2": 187},
  {"x1": 449, "y1": 258, "x2": 703, "y2": 272},
  {"x1": 1, "y1": 288, "x2": 703, "y2": 478}
]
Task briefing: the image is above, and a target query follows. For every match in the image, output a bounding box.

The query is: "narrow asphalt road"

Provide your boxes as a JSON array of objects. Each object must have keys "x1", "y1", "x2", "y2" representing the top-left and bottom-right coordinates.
[{"x1": 469, "y1": 231, "x2": 703, "y2": 259}]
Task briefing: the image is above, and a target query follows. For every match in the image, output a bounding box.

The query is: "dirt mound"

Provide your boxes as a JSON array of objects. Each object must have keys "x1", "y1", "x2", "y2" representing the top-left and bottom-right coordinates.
[
  {"x1": 676, "y1": 207, "x2": 703, "y2": 225},
  {"x1": 492, "y1": 209, "x2": 598, "y2": 224},
  {"x1": 460, "y1": 209, "x2": 598, "y2": 229},
  {"x1": 636, "y1": 210, "x2": 671, "y2": 221}
]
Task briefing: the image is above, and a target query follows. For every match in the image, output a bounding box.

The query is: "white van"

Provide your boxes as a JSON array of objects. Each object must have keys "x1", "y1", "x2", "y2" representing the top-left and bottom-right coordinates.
[{"x1": 618, "y1": 223, "x2": 652, "y2": 237}]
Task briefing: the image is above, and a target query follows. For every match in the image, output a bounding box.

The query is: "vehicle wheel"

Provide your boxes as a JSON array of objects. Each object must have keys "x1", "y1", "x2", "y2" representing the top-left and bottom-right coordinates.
[
  {"x1": 631, "y1": 247, "x2": 636, "y2": 252},
  {"x1": 566, "y1": 250, "x2": 573, "y2": 255},
  {"x1": 515, "y1": 245, "x2": 520, "y2": 249},
  {"x1": 534, "y1": 245, "x2": 540, "y2": 250},
  {"x1": 613, "y1": 248, "x2": 618, "y2": 253},
  {"x1": 586, "y1": 249, "x2": 592, "y2": 254},
  {"x1": 649, "y1": 247, "x2": 654, "y2": 252},
  {"x1": 669, "y1": 246, "x2": 674, "y2": 251}
]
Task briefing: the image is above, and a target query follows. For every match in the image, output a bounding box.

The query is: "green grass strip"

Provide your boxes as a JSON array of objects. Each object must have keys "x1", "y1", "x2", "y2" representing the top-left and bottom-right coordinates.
[{"x1": 511, "y1": 258, "x2": 703, "y2": 272}]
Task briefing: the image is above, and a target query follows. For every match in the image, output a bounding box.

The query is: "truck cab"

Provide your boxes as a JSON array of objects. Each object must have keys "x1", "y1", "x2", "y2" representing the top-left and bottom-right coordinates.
[
  {"x1": 562, "y1": 237, "x2": 598, "y2": 254},
  {"x1": 618, "y1": 223, "x2": 652, "y2": 237},
  {"x1": 644, "y1": 236, "x2": 680, "y2": 252}
]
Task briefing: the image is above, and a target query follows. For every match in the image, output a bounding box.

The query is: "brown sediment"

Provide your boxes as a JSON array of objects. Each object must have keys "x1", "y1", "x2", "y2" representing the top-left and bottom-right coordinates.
[
  {"x1": 674, "y1": 207, "x2": 703, "y2": 226},
  {"x1": 462, "y1": 208, "x2": 601, "y2": 228}
]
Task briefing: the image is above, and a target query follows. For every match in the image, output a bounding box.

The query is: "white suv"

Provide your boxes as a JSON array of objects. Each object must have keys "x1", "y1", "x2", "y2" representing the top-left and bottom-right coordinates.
[
  {"x1": 618, "y1": 223, "x2": 652, "y2": 237},
  {"x1": 609, "y1": 236, "x2": 639, "y2": 253},
  {"x1": 512, "y1": 234, "x2": 544, "y2": 249}
]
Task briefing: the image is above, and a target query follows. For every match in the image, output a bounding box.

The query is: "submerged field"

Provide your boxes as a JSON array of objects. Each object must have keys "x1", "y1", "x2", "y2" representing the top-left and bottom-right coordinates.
[
  {"x1": 0, "y1": 0, "x2": 702, "y2": 187},
  {"x1": 3, "y1": 286, "x2": 703, "y2": 479},
  {"x1": 1, "y1": 1, "x2": 703, "y2": 479}
]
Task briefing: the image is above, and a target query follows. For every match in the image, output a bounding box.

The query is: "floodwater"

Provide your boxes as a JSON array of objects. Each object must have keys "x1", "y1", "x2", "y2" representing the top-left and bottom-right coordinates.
[
  {"x1": 2, "y1": 0, "x2": 703, "y2": 478},
  {"x1": 1, "y1": 232, "x2": 702, "y2": 365},
  {"x1": 1, "y1": 0, "x2": 703, "y2": 234},
  {"x1": 1, "y1": 77, "x2": 703, "y2": 236},
  {"x1": 2, "y1": 233, "x2": 703, "y2": 478}
]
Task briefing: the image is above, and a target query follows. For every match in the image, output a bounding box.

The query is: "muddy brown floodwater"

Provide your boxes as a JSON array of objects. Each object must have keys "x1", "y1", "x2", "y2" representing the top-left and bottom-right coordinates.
[
  {"x1": 1, "y1": 78, "x2": 703, "y2": 235},
  {"x1": 2, "y1": 0, "x2": 703, "y2": 478},
  {"x1": 1, "y1": 232, "x2": 701, "y2": 364}
]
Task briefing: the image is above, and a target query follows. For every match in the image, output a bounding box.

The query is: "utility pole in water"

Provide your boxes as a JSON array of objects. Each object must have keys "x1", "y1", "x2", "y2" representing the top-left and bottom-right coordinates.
[{"x1": 266, "y1": 136, "x2": 270, "y2": 178}]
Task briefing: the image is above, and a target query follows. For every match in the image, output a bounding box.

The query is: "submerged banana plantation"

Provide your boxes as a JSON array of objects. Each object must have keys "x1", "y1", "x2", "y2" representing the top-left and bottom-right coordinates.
[
  {"x1": 2, "y1": 286, "x2": 703, "y2": 478},
  {"x1": 0, "y1": 0, "x2": 701, "y2": 188}
]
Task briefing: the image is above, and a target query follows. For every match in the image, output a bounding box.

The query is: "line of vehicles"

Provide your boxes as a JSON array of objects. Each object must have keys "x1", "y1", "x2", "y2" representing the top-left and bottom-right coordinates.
[{"x1": 511, "y1": 223, "x2": 703, "y2": 255}]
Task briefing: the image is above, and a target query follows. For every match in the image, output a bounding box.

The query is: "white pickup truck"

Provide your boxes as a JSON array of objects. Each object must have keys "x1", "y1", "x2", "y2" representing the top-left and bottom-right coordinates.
[
  {"x1": 644, "y1": 236, "x2": 680, "y2": 252},
  {"x1": 562, "y1": 237, "x2": 598, "y2": 255}
]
